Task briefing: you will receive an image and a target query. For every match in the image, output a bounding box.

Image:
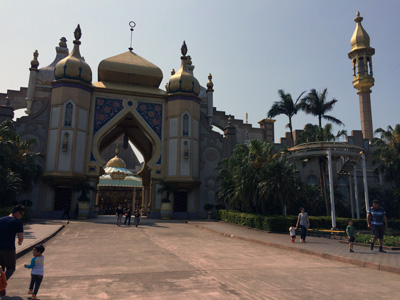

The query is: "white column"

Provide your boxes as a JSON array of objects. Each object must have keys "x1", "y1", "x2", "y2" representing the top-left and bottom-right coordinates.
[
  {"x1": 361, "y1": 153, "x2": 369, "y2": 213},
  {"x1": 327, "y1": 149, "x2": 336, "y2": 229},
  {"x1": 349, "y1": 174, "x2": 354, "y2": 219},
  {"x1": 353, "y1": 166, "x2": 360, "y2": 219}
]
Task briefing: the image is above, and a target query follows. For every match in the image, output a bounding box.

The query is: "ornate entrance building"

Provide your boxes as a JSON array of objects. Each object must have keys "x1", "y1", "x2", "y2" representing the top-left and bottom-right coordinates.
[{"x1": 0, "y1": 24, "x2": 274, "y2": 219}]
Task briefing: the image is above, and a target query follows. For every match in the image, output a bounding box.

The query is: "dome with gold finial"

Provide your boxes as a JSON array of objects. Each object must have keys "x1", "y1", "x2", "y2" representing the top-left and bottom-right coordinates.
[
  {"x1": 105, "y1": 144, "x2": 127, "y2": 169},
  {"x1": 98, "y1": 51, "x2": 163, "y2": 87},
  {"x1": 54, "y1": 25, "x2": 92, "y2": 84},
  {"x1": 350, "y1": 12, "x2": 372, "y2": 51},
  {"x1": 168, "y1": 41, "x2": 200, "y2": 96}
]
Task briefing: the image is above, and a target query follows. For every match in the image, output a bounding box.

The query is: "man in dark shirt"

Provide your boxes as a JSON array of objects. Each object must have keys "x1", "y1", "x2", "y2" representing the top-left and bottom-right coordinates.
[
  {"x1": 367, "y1": 199, "x2": 388, "y2": 253},
  {"x1": 0, "y1": 204, "x2": 25, "y2": 296}
]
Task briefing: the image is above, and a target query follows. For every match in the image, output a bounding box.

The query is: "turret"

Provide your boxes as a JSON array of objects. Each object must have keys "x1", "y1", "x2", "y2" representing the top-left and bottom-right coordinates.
[{"x1": 348, "y1": 12, "x2": 375, "y2": 140}]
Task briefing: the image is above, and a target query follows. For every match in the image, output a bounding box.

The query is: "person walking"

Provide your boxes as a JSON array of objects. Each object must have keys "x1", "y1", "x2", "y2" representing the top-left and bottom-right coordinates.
[
  {"x1": 124, "y1": 206, "x2": 132, "y2": 226},
  {"x1": 74, "y1": 203, "x2": 79, "y2": 219},
  {"x1": 367, "y1": 199, "x2": 388, "y2": 253},
  {"x1": 116, "y1": 204, "x2": 124, "y2": 226},
  {"x1": 134, "y1": 206, "x2": 141, "y2": 228},
  {"x1": 61, "y1": 203, "x2": 71, "y2": 220},
  {"x1": 0, "y1": 204, "x2": 25, "y2": 296},
  {"x1": 24, "y1": 244, "x2": 45, "y2": 300},
  {"x1": 296, "y1": 207, "x2": 310, "y2": 243}
]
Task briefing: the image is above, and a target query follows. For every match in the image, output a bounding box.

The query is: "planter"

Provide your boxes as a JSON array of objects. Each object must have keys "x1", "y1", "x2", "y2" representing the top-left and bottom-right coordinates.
[
  {"x1": 78, "y1": 201, "x2": 90, "y2": 219},
  {"x1": 160, "y1": 202, "x2": 173, "y2": 220}
]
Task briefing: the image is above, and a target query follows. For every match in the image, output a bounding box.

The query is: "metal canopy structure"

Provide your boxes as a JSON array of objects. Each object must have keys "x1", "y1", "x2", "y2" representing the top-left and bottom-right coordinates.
[{"x1": 288, "y1": 142, "x2": 369, "y2": 228}]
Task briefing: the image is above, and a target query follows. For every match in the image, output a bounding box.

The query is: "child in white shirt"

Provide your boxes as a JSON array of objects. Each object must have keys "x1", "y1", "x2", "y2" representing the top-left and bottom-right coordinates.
[
  {"x1": 289, "y1": 226, "x2": 296, "y2": 243},
  {"x1": 24, "y1": 244, "x2": 45, "y2": 300}
]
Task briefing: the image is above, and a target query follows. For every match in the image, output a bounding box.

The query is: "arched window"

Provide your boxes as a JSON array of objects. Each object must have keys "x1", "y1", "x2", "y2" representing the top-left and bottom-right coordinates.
[
  {"x1": 182, "y1": 113, "x2": 189, "y2": 136},
  {"x1": 64, "y1": 102, "x2": 73, "y2": 127}
]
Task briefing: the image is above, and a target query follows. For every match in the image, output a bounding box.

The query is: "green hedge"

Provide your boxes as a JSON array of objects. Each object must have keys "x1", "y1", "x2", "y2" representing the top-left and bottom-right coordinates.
[{"x1": 216, "y1": 209, "x2": 400, "y2": 232}]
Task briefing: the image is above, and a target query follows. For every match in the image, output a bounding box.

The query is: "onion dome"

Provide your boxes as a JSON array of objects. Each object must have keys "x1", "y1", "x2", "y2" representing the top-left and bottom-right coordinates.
[
  {"x1": 168, "y1": 41, "x2": 200, "y2": 96},
  {"x1": 98, "y1": 50, "x2": 163, "y2": 88},
  {"x1": 54, "y1": 25, "x2": 92, "y2": 84},
  {"x1": 105, "y1": 145, "x2": 127, "y2": 168},
  {"x1": 350, "y1": 12, "x2": 372, "y2": 51}
]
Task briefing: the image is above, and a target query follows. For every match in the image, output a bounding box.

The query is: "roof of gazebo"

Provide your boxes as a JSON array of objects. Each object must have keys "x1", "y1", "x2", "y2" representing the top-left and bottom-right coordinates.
[{"x1": 288, "y1": 142, "x2": 365, "y2": 159}]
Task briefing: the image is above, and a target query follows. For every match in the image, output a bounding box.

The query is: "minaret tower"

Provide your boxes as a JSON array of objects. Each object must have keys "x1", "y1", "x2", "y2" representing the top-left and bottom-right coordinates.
[{"x1": 348, "y1": 11, "x2": 375, "y2": 140}]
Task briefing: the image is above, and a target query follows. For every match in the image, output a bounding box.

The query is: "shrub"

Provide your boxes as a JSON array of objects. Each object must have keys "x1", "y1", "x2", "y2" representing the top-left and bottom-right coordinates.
[{"x1": 216, "y1": 209, "x2": 400, "y2": 232}]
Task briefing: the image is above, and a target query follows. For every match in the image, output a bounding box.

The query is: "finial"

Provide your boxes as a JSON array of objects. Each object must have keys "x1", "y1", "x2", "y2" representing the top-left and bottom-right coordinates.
[
  {"x1": 181, "y1": 41, "x2": 188, "y2": 57},
  {"x1": 207, "y1": 73, "x2": 214, "y2": 90},
  {"x1": 228, "y1": 115, "x2": 232, "y2": 125},
  {"x1": 171, "y1": 69, "x2": 175, "y2": 75},
  {"x1": 115, "y1": 144, "x2": 120, "y2": 155},
  {"x1": 129, "y1": 21, "x2": 136, "y2": 51},
  {"x1": 354, "y1": 11, "x2": 363, "y2": 22},
  {"x1": 246, "y1": 113, "x2": 248, "y2": 124},
  {"x1": 74, "y1": 24, "x2": 82, "y2": 41},
  {"x1": 59, "y1": 37, "x2": 67, "y2": 47},
  {"x1": 30, "y1": 50, "x2": 39, "y2": 69}
]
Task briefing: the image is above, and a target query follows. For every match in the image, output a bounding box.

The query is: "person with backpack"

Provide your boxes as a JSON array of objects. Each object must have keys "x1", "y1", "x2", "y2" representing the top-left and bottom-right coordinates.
[{"x1": 367, "y1": 199, "x2": 388, "y2": 253}]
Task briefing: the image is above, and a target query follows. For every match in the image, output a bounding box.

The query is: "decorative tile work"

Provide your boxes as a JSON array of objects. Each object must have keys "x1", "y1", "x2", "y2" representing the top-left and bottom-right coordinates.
[
  {"x1": 136, "y1": 102, "x2": 163, "y2": 138},
  {"x1": 94, "y1": 97, "x2": 124, "y2": 133}
]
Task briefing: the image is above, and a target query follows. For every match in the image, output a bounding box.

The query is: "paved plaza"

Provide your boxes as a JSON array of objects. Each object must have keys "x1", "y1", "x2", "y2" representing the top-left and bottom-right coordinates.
[{"x1": 3, "y1": 216, "x2": 400, "y2": 299}]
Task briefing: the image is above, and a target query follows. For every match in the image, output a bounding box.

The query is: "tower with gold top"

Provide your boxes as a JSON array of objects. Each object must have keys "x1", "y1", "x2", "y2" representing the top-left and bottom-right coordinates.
[{"x1": 348, "y1": 12, "x2": 375, "y2": 140}]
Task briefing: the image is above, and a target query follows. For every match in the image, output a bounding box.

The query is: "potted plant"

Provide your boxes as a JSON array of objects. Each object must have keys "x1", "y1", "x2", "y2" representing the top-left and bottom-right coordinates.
[
  {"x1": 204, "y1": 203, "x2": 215, "y2": 219},
  {"x1": 73, "y1": 182, "x2": 96, "y2": 219},
  {"x1": 157, "y1": 181, "x2": 177, "y2": 220}
]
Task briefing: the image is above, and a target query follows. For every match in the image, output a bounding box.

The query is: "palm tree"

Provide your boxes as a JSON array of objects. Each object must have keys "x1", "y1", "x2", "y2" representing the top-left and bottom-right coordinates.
[
  {"x1": 157, "y1": 180, "x2": 177, "y2": 202},
  {"x1": 296, "y1": 123, "x2": 347, "y2": 145},
  {"x1": 0, "y1": 120, "x2": 44, "y2": 206},
  {"x1": 300, "y1": 88, "x2": 344, "y2": 128},
  {"x1": 73, "y1": 181, "x2": 96, "y2": 202},
  {"x1": 299, "y1": 89, "x2": 344, "y2": 216},
  {"x1": 258, "y1": 158, "x2": 299, "y2": 216},
  {"x1": 268, "y1": 89, "x2": 306, "y2": 145},
  {"x1": 372, "y1": 124, "x2": 400, "y2": 186}
]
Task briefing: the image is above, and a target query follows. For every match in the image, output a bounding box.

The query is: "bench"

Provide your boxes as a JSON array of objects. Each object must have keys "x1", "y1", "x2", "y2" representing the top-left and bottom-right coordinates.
[
  {"x1": 295, "y1": 228, "x2": 346, "y2": 239},
  {"x1": 306, "y1": 229, "x2": 346, "y2": 239}
]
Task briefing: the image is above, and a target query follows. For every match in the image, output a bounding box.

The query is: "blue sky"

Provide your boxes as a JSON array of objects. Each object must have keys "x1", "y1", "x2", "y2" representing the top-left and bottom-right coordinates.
[{"x1": 1, "y1": 0, "x2": 399, "y2": 142}]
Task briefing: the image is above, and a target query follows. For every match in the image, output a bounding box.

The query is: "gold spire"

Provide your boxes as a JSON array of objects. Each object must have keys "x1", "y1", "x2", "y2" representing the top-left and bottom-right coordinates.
[
  {"x1": 207, "y1": 73, "x2": 214, "y2": 90},
  {"x1": 30, "y1": 50, "x2": 39, "y2": 70},
  {"x1": 350, "y1": 11, "x2": 371, "y2": 51}
]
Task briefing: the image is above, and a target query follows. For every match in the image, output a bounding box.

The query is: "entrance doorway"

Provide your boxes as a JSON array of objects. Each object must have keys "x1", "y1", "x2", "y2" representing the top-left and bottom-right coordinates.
[{"x1": 174, "y1": 191, "x2": 188, "y2": 212}]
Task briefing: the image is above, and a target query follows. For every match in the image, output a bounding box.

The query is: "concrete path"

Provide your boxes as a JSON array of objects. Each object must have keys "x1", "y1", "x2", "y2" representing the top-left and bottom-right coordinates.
[
  {"x1": 2, "y1": 217, "x2": 399, "y2": 299},
  {"x1": 190, "y1": 220, "x2": 400, "y2": 274}
]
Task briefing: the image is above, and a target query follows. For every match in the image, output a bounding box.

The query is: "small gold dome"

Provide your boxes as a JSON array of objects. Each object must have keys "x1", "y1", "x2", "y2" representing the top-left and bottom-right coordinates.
[
  {"x1": 98, "y1": 51, "x2": 163, "y2": 87},
  {"x1": 106, "y1": 155, "x2": 127, "y2": 168},
  {"x1": 168, "y1": 41, "x2": 200, "y2": 96},
  {"x1": 105, "y1": 144, "x2": 127, "y2": 168},
  {"x1": 350, "y1": 12, "x2": 371, "y2": 50},
  {"x1": 54, "y1": 25, "x2": 92, "y2": 84}
]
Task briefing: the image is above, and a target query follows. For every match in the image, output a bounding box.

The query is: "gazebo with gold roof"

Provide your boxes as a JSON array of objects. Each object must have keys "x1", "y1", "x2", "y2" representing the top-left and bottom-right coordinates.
[{"x1": 97, "y1": 145, "x2": 142, "y2": 214}]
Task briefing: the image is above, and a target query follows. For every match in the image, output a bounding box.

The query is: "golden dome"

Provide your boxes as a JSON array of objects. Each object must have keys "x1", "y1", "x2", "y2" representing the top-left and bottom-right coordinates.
[
  {"x1": 168, "y1": 41, "x2": 200, "y2": 96},
  {"x1": 105, "y1": 144, "x2": 127, "y2": 168},
  {"x1": 350, "y1": 12, "x2": 371, "y2": 51},
  {"x1": 98, "y1": 51, "x2": 163, "y2": 87},
  {"x1": 106, "y1": 155, "x2": 127, "y2": 168},
  {"x1": 54, "y1": 25, "x2": 92, "y2": 84}
]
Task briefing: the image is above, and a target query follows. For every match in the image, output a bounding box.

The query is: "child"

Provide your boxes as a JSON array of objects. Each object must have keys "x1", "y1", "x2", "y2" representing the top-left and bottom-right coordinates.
[
  {"x1": 24, "y1": 244, "x2": 45, "y2": 300},
  {"x1": 0, "y1": 266, "x2": 7, "y2": 295},
  {"x1": 346, "y1": 219, "x2": 356, "y2": 252},
  {"x1": 289, "y1": 226, "x2": 296, "y2": 243}
]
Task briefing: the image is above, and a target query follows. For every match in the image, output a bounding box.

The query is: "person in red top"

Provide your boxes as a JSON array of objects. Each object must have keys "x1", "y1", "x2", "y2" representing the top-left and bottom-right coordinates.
[{"x1": 0, "y1": 266, "x2": 7, "y2": 294}]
